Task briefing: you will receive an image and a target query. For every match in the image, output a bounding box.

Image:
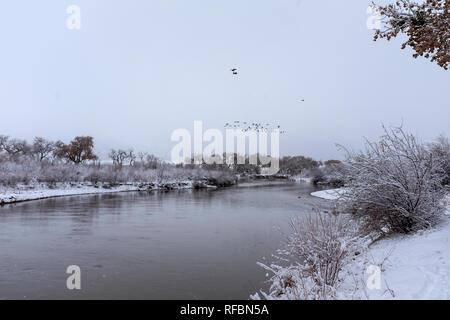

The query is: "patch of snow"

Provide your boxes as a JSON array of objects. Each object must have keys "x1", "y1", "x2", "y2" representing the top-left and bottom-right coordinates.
[
  {"x1": 0, "y1": 181, "x2": 197, "y2": 205},
  {"x1": 337, "y1": 194, "x2": 450, "y2": 300},
  {"x1": 340, "y1": 214, "x2": 450, "y2": 300},
  {"x1": 259, "y1": 191, "x2": 450, "y2": 300},
  {"x1": 311, "y1": 188, "x2": 346, "y2": 200}
]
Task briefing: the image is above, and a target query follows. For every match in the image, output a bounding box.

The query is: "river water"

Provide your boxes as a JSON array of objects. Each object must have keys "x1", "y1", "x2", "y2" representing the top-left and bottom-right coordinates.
[{"x1": 0, "y1": 181, "x2": 328, "y2": 299}]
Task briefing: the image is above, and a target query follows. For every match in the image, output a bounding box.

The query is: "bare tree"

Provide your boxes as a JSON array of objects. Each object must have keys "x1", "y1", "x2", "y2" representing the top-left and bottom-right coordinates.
[
  {"x1": 2, "y1": 138, "x2": 30, "y2": 160},
  {"x1": 128, "y1": 149, "x2": 136, "y2": 166},
  {"x1": 32, "y1": 137, "x2": 54, "y2": 162},
  {"x1": 109, "y1": 149, "x2": 128, "y2": 167},
  {"x1": 145, "y1": 154, "x2": 159, "y2": 169},
  {"x1": 156, "y1": 162, "x2": 168, "y2": 184}
]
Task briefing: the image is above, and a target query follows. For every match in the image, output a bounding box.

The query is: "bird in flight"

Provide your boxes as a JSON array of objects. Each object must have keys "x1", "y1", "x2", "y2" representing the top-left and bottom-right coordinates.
[
  {"x1": 231, "y1": 68, "x2": 238, "y2": 75},
  {"x1": 300, "y1": 99, "x2": 305, "y2": 102}
]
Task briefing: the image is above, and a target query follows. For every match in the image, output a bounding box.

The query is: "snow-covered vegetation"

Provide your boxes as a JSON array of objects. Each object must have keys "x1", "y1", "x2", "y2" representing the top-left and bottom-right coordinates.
[
  {"x1": 255, "y1": 127, "x2": 449, "y2": 300},
  {"x1": 252, "y1": 212, "x2": 361, "y2": 300},
  {"x1": 340, "y1": 126, "x2": 447, "y2": 234},
  {"x1": 0, "y1": 134, "x2": 236, "y2": 204}
]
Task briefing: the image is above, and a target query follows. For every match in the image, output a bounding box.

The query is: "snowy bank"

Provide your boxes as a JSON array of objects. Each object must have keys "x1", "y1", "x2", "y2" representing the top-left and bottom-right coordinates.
[
  {"x1": 314, "y1": 190, "x2": 450, "y2": 299},
  {"x1": 341, "y1": 210, "x2": 450, "y2": 299},
  {"x1": 261, "y1": 189, "x2": 450, "y2": 300},
  {"x1": 310, "y1": 188, "x2": 346, "y2": 200},
  {"x1": 0, "y1": 180, "x2": 218, "y2": 205}
]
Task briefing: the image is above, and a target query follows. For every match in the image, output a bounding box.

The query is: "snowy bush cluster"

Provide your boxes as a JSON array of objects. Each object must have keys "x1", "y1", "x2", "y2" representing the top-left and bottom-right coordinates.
[
  {"x1": 253, "y1": 212, "x2": 360, "y2": 300},
  {"x1": 341, "y1": 127, "x2": 448, "y2": 234},
  {"x1": 0, "y1": 160, "x2": 235, "y2": 188},
  {"x1": 0, "y1": 134, "x2": 236, "y2": 188},
  {"x1": 255, "y1": 126, "x2": 449, "y2": 300}
]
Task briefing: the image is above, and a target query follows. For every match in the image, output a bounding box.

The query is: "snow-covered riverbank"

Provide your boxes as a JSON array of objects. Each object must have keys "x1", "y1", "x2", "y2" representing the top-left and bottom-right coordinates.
[
  {"x1": 312, "y1": 188, "x2": 450, "y2": 299},
  {"x1": 0, "y1": 181, "x2": 217, "y2": 205},
  {"x1": 310, "y1": 188, "x2": 346, "y2": 200}
]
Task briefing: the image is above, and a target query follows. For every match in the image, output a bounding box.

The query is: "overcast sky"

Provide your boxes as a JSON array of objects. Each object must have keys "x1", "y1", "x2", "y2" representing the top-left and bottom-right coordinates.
[{"x1": 1, "y1": 0, "x2": 448, "y2": 161}]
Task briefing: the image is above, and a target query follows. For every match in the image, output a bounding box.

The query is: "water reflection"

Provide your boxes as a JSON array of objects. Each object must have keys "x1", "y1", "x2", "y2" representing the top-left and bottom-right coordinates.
[{"x1": 0, "y1": 182, "x2": 327, "y2": 299}]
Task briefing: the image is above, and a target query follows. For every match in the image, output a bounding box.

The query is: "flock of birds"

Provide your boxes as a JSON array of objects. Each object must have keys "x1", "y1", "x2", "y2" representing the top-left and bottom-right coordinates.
[
  {"x1": 224, "y1": 121, "x2": 286, "y2": 134},
  {"x1": 227, "y1": 67, "x2": 306, "y2": 134}
]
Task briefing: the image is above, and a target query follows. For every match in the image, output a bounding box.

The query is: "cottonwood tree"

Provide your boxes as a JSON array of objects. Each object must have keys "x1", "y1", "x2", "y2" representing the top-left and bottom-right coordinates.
[
  {"x1": 32, "y1": 137, "x2": 55, "y2": 162},
  {"x1": 55, "y1": 136, "x2": 98, "y2": 164},
  {"x1": 373, "y1": 0, "x2": 449, "y2": 69}
]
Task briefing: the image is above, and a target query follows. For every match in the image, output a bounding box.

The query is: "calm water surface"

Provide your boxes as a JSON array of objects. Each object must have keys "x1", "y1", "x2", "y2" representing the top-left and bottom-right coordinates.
[{"x1": 0, "y1": 182, "x2": 328, "y2": 299}]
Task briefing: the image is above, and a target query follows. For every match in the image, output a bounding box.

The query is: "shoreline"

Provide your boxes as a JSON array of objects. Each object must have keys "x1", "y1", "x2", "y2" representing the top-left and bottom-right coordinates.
[
  {"x1": 0, "y1": 178, "x2": 305, "y2": 206},
  {"x1": 0, "y1": 181, "x2": 216, "y2": 206},
  {"x1": 310, "y1": 187, "x2": 450, "y2": 299}
]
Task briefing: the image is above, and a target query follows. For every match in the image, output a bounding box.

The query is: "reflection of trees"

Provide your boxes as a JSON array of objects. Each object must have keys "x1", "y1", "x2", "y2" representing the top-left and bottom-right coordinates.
[{"x1": 1, "y1": 188, "x2": 226, "y2": 236}]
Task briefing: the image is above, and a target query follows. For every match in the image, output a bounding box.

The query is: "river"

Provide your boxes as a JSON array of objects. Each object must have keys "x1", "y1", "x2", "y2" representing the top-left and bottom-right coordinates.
[{"x1": 0, "y1": 181, "x2": 328, "y2": 299}]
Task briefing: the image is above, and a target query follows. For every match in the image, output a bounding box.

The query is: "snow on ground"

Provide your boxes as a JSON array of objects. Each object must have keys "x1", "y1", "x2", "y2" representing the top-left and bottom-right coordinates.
[
  {"x1": 312, "y1": 188, "x2": 450, "y2": 299},
  {"x1": 0, "y1": 181, "x2": 197, "y2": 205},
  {"x1": 342, "y1": 213, "x2": 450, "y2": 300},
  {"x1": 311, "y1": 188, "x2": 345, "y2": 200}
]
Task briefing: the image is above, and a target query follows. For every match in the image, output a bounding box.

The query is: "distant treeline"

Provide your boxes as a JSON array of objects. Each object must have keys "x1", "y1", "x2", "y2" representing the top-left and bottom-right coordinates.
[{"x1": 0, "y1": 134, "x2": 343, "y2": 177}]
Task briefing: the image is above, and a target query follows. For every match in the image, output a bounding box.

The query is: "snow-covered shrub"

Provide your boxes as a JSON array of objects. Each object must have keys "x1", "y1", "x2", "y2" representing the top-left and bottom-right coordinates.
[
  {"x1": 0, "y1": 134, "x2": 237, "y2": 188},
  {"x1": 253, "y1": 212, "x2": 360, "y2": 300},
  {"x1": 428, "y1": 135, "x2": 450, "y2": 186},
  {"x1": 0, "y1": 161, "x2": 35, "y2": 186},
  {"x1": 341, "y1": 126, "x2": 446, "y2": 234},
  {"x1": 0, "y1": 158, "x2": 236, "y2": 188}
]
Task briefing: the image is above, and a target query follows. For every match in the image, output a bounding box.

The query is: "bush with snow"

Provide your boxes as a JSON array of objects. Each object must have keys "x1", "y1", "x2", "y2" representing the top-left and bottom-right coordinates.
[
  {"x1": 253, "y1": 212, "x2": 360, "y2": 300},
  {"x1": 0, "y1": 159, "x2": 235, "y2": 189},
  {"x1": 340, "y1": 126, "x2": 446, "y2": 234}
]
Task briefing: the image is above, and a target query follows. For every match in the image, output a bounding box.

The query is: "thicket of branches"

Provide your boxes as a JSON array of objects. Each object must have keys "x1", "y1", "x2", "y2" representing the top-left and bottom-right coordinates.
[
  {"x1": 255, "y1": 127, "x2": 449, "y2": 300},
  {"x1": 253, "y1": 212, "x2": 360, "y2": 300},
  {"x1": 340, "y1": 126, "x2": 447, "y2": 234}
]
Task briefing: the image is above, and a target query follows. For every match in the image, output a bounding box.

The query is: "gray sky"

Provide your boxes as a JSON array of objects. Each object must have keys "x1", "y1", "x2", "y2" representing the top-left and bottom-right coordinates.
[{"x1": 1, "y1": 0, "x2": 449, "y2": 161}]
